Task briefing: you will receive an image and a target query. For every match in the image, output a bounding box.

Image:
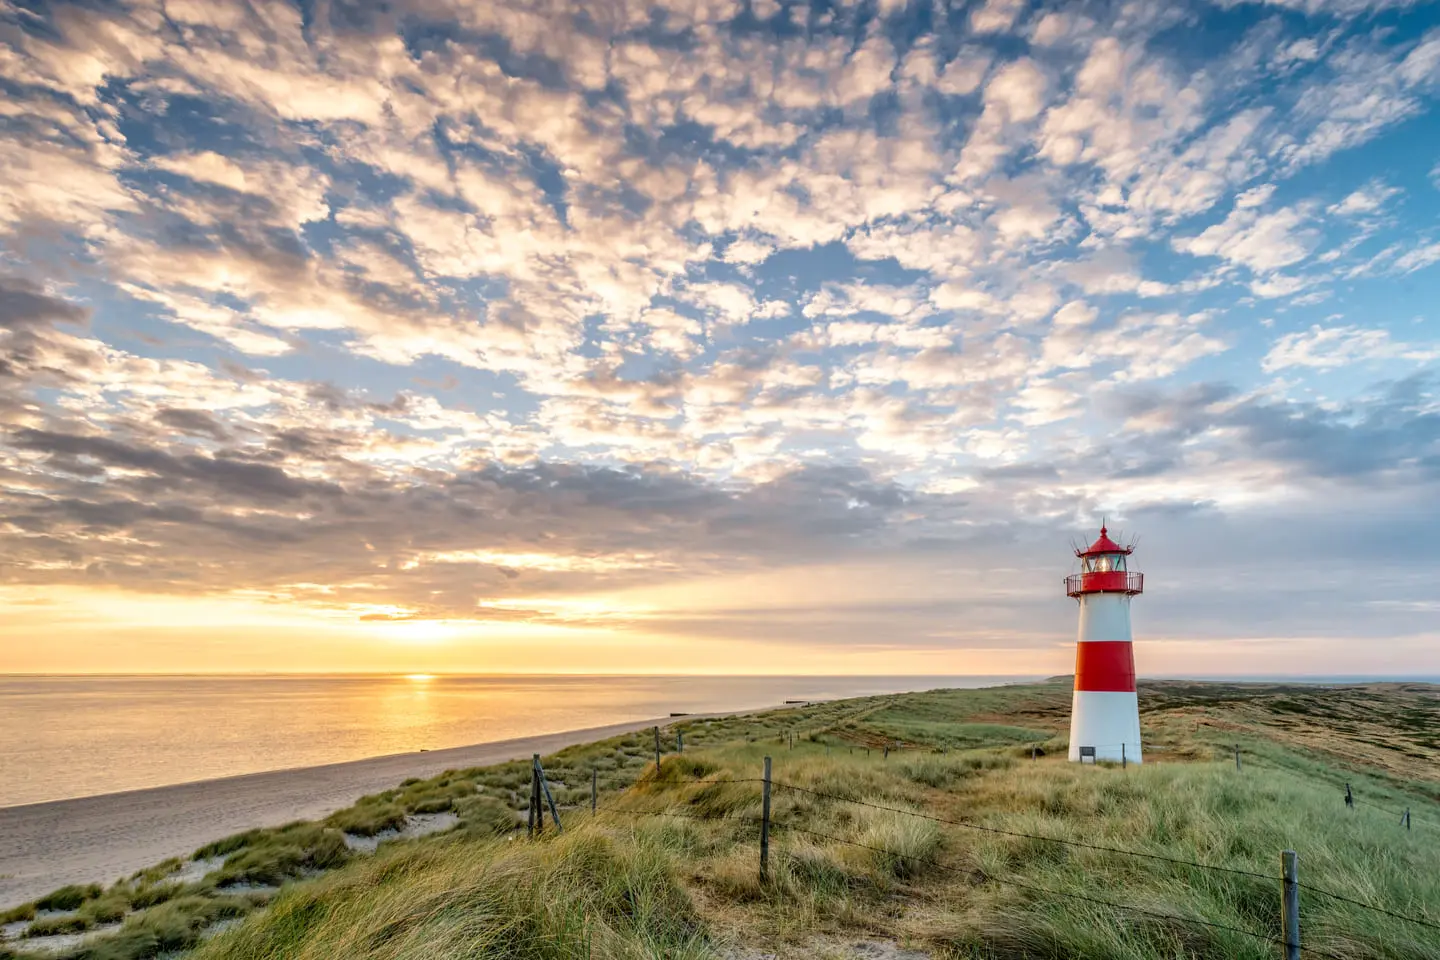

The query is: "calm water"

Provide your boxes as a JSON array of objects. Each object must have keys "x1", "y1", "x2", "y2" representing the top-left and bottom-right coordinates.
[{"x1": 0, "y1": 674, "x2": 1033, "y2": 807}]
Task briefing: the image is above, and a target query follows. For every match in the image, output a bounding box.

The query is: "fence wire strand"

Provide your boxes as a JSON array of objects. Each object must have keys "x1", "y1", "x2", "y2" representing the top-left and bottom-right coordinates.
[
  {"x1": 566, "y1": 770, "x2": 1439, "y2": 955},
  {"x1": 770, "y1": 821, "x2": 1350, "y2": 960},
  {"x1": 592, "y1": 773, "x2": 764, "y2": 787},
  {"x1": 771, "y1": 779, "x2": 1275, "y2": 881},
  {"x1": 1298, "y1": 882, "x2": 1440, "y2": 933}
]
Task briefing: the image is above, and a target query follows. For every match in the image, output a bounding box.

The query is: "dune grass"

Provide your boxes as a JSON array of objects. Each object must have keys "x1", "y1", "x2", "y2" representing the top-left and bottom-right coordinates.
[
  {"x1": 177, "y1": 738, "x2": 1440, "y2": 960},
  {"x1": 6, "y1": 679, "x2": 1440, "y2": 960}
]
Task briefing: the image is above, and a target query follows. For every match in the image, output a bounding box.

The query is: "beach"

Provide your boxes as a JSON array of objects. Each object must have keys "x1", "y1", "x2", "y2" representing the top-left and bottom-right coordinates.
[{"x1": 0, "y1": 714, "x2": 689, "y2": 910}]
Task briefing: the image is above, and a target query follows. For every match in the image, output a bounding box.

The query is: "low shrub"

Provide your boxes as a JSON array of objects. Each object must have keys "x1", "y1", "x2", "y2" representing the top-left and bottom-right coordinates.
[
  {"x1": 78, "y1": 892, "x2": 131, "y2": 924},
  {"x1": 325, "y1": 801, "x2": 407, "y2": 837},
  {"x1": 25, "y1": 912, "x2": 91, "y2": 936},
  {"x1": 0, "y1": 903, "x2": 35, "y2": 924},
  {"x1": 35, "y1": 883, "x2": 102, "y2": 911},
  {"x1": 216, "y1": 824, "x2": 350, "y2": 886},
  {"x1": 454, "y1": 794, "x2": 521, "y2": 837},
  {"x1": 128, "y1": 882, "x2": 183, "y2": 909}
]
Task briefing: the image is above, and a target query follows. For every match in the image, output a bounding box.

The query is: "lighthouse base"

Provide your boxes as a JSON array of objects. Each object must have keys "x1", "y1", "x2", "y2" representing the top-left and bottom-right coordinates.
[{"x1": 1068, "y1": 690, "x2": 1142, "y2": 763}]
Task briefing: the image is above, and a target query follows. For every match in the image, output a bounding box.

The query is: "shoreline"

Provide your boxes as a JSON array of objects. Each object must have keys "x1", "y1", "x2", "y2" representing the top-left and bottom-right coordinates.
[{"x1": 0, "y1": 711, "x2": 755, "y2": 910}]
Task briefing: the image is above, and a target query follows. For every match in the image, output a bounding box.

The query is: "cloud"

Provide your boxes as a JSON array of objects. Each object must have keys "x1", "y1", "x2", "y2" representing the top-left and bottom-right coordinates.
[
  {"x1": 1173, "y1": 199, "x2": 1316, "y2": 274},
  {"x1": 970, "y1": 0, "x2": 1029, "y2": 34},
  {"x1": 0, "y1": 278, "x2": 91, "y2": 331},
  {"x1": 1274, "y1": 27, "x2": 1440, "y2": 169},
  {"x1": 1327, "y1": 180, "x2": 1401, "y2": 216},
  {"x1": 1262, "y1": 325, "x2": 1440, "y2": 371},
  {"x1": 1392, "y1": 241, "x2": 1440, "y2": 274}
]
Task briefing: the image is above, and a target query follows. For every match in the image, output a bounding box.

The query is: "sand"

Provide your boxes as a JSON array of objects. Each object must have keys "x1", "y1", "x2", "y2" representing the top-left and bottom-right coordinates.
[{"x1": 0, "y1": 714, "x2": 703, "y2": 909}]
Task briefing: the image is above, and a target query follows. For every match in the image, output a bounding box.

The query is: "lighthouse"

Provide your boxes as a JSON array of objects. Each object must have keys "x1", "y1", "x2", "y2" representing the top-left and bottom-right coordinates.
[{"x1": 1065, "y1": 524, "x2": 1144, "y2": 764}]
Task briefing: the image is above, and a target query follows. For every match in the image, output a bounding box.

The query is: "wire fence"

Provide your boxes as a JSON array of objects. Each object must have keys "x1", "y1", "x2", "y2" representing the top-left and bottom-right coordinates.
[
  {"x1": 592, "y1": 791, "x2": 1351, "y2": 958},
  {"x1": 531, "y1": 734, "x2": 1440, "y2": 958},
  {"x1": 769, "y1": 778, "x2": 1440, "y2": 938},
  {"x1": 769, "y1": 821, "x2": 1345, "y2": 960}
]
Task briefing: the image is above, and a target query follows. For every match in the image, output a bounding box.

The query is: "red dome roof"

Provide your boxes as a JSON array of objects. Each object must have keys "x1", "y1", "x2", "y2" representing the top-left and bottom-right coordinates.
[{"x1": 1076, "y1": 523, "x2": 1132, "y2": 558}]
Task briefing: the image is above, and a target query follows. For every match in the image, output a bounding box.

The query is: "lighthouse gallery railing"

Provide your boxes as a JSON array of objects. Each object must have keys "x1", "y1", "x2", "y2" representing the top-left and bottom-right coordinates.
[{"x1": 1065, "y1": 571, "x2": 1144, "y2": 597}]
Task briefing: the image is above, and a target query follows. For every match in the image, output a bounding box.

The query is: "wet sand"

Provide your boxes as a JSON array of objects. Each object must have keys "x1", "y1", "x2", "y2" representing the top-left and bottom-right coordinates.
[{"x1": 0, "y1": 715, "x2": 697, "y2": 909}]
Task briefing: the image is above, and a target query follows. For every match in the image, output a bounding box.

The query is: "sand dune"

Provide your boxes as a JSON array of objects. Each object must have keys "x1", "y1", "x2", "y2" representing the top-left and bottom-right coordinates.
[{"x1": 0, "y1": 715, "x2": 690, "y2": 909}]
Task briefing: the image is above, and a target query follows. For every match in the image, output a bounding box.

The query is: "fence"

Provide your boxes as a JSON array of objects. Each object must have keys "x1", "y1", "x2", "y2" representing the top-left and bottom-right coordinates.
[{"x1": 522, "y1": 732, "x2": 1440, "y2": 959}]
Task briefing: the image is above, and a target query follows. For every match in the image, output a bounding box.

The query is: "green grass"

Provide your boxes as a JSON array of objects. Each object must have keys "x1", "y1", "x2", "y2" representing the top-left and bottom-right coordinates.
[
  {"x1": 324, "y1": 800, "x2": 407, "y2": 838},
  {"x1": 189, "y1": 833, "x2": 709, "y2": 960},
  {"x1": 210, "y1": 823, "x2": 351, "y2": 887},
  {"x1": 34, "y1": 885, "x2": 102, "y2": 912},
  {"x1": 8, "y1": 680, "x2": 1440, "y2": 960},
  {"x1": 187, "y1": 735, "x2": 1440, "y2": 959}
]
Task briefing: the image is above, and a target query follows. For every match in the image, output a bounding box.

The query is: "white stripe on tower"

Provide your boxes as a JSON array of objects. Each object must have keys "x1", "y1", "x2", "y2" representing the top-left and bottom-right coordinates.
[{"x1": 1068, "y1": 593, "x2": 1141, "y2": 762}]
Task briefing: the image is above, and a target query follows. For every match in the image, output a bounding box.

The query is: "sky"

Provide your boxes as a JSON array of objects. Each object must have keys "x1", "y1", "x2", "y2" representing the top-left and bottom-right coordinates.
[{"x1": 1, "y1": 0, "x2": 1438, "y2": 677}]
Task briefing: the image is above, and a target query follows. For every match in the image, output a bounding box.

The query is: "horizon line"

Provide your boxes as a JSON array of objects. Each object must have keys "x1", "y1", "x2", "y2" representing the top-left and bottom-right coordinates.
[{"x1": 3, "y1": 671, "x2": 1438, "y2": 681}]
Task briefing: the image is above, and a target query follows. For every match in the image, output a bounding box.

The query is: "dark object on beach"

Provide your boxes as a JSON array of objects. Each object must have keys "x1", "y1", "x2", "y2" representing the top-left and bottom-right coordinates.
[
  {"x1": 783, "y1": 700, "x2": 810, "y2": 705},
  {"x1": 669, "y1": 712, "x2": 689, "y2": 717}
]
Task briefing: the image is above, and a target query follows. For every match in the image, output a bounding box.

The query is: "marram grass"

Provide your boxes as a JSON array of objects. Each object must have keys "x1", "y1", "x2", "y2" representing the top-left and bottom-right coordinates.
[{"x1": 7, "y1": 681, "x2": 1440, "y2": 960}]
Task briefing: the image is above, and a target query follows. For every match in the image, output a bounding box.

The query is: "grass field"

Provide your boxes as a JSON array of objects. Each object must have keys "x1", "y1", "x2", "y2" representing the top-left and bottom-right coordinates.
[{"x1": 4, "y1": 679, "x2": 1439, "y2": 959}]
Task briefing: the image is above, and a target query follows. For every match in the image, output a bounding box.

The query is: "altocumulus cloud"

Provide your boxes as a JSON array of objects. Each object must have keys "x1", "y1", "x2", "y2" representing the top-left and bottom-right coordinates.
[{"x1": 1, "y1": 0, "x2": 1439, "y2": 664}]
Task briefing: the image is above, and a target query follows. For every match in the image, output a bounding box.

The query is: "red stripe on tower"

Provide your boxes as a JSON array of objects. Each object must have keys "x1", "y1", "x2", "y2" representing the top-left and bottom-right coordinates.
[{"x1": 1074, "y1": 641, "x2": 1136, "y2": 693}]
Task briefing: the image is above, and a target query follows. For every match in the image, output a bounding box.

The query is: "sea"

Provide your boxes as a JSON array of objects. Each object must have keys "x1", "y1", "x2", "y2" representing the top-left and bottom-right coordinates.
[{"x1": 0, "y1": 674, "x2": 1036, "y2": 808}]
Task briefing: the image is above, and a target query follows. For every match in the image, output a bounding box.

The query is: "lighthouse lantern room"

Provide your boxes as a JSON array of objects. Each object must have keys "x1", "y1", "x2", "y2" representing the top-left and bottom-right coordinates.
[{"x1": 1064, "y1": 523, "x2": 1144, "y2": 764}]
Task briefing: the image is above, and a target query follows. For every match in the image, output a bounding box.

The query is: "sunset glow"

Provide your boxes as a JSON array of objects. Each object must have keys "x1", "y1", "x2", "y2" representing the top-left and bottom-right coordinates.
[{"x1": 1, "y1": 0, "x2": 1438, "y2": 677}]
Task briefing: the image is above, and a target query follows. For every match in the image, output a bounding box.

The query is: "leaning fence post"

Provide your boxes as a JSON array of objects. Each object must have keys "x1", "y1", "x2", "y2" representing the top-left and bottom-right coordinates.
[
  {"x1": 654, "y1": 726, "x2": 661, "y2": 772},
  {"x1": 528, "y1": 762, "x2": 540, "y2": 836},
  {"x1": 1234, "y1": 745, "x2": 1241, "y2": 772},
  {"x1": 1403, "y1": 808, "x2": 1411, "y2": 830},
  {"x1": 1345, "y1": 783, "x2": 1354, "y2": 809},
  {"x1": 535, "y1": 754, "x2": 563, "y2": 833},
  {"x1": 760, "y1": 756, "x2": 772, "y2": 883},
  {"x1": 1281, "y1": 850, "x2": 1300, "y2": 960},
  {"x1": 591, "y1": 768, "x2": 598, "y2": 814}
]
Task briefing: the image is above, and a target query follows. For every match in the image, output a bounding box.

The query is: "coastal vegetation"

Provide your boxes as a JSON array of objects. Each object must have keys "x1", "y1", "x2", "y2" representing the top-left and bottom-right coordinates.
[{"x1": 2, "y1": 680, "x2": 1438, "y2": 959}]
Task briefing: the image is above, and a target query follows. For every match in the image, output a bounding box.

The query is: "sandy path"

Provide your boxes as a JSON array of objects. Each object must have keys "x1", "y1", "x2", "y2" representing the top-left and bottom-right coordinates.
[{"x1": 0, "y1": 714, "x2": 705, "y2": 909}]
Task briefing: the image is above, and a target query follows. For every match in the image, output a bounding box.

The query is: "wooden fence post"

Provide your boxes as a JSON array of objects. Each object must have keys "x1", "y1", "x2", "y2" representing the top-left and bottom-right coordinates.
[
  {"x1": 654, "y1": 726, "x2": 661, "y2": 772},
  {"x1": 534, "y1": 754, "x2": 563, "y2": 833},
  {"x1": 1281, "y1": 850, "x2": 1300, "y2": 960},
  {"x1": 528, "y1": 762, "x2": 540, "y2": 836},
  {"x1": 1234, "y1": 744, "x2": 1241, "y2": 772},
  {"x1": 591, "y1": 769, "x2": 597, "y2": 814},
  {"x1": 1345, "y1": 783, "x2": 1354, "y2": 809},
  {"x1": 677, "y1": 731, "x2": 684, "y2": 753},
  {"x1": 1031, "y1": 744, "x2": 1037, "y2": 761},
  {"x1": 883, "y1": 743, "x2": 889, "y2": 760},
  {"x1": 760, "y1": 756, "x2": 772, "y2": 883},
  {"x1": 1403, "y1": 808, "x2": 1411, "y2": 830},
  {"x1": 1122, "y1": 743, "x2": 1127, "y2": 769}
]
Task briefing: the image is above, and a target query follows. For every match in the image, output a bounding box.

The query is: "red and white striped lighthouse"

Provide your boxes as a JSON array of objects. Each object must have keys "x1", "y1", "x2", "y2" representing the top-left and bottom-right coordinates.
[{"x1": 1064, "y1": 524, "x2": 1144, "y2": 764}]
